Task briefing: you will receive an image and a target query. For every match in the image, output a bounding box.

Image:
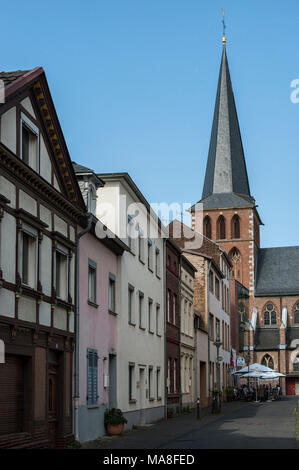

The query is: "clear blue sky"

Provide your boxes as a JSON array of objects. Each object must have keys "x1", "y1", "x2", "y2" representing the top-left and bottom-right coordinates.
[{"x1": 2, "y1": 0, "x2": 299, "y2": 248}]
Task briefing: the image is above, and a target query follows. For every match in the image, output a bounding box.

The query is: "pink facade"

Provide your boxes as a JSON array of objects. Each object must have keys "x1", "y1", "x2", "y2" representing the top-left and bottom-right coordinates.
[{"x1": 77, "y1": 228, "x2": 123, "y2": 442}]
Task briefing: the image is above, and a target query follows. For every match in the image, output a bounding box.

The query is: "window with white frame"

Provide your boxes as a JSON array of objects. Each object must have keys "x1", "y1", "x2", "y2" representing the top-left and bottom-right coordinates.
[
  {"x1": 147, "y1": 239, "x2": 153, "y2": 271},
  {"x1": 148, "y1": 367, "x2": 153, "y2": 399},
  {"x1": 21, "y1": 113, "x2": 39, "y2": 171},
  {"x1": 173, "y1": 294, "x2": 177, "y2": 325},
  {"x1": 156, "y1": 368, "x2": 161, "y2": 399},
  {"x1": 108, "y1": 273, "x2": 116, "y2": 313},
  {"x1": 129, "y1": 363, "x2": 135, "y2": 401},
  {"x1": 128, "y1": 284, "x2": 135, "y2": 324},
  {"x1": 21, "y1": 227, "x2": 37, "y2": 289},
  {"x1": 55, "y1": 248, "x2": 68, "y2": 300},
  {"x1": 148, "y1": 298, "x2": 153, "y2": 333},
  {"x1": 127, "y1": 215, "x2": 134, "y2": 251},
  {"x1": 139, "y1": 291, "x2": 144, "y2": 328},
  {"x1": 156, "y1": 304, "x2": 161, "y2": 336},
  {"x1": 87, "y1": 184, "x2": 97, "y2": 215},
  {"x1": 87, "y1": 349, "x2": 98, "y2": 406},
  {"x1": 155, "y1": 247, "x2": 160, "y2": 277},
  {"x1": 88, "y1": 259, "x2": 97, "y2": 304}
]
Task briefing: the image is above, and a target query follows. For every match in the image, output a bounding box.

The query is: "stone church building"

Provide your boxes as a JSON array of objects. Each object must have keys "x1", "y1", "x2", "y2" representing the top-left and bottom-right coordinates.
[{"x1": 191, "y1": 38, "x2": 299, "y2": 396}]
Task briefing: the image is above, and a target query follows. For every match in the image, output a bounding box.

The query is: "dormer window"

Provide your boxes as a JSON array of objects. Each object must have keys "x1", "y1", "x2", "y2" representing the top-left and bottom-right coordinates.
[
  {"x1": 21, "y1": 114, "x2": 39, "y2": 171},
  {"x1": 87, "y1": 184, "x2": 97, "y2": 215}
]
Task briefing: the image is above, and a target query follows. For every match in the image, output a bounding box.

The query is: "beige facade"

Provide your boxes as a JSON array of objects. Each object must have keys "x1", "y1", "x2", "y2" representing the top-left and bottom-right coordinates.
[{"x1": 180, "y1": 256, "x2": 196, "y2": 408}]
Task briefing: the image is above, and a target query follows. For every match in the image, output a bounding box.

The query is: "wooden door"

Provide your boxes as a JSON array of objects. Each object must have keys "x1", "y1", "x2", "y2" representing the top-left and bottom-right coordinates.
[
  {"x1": 286, "y1": 377, "x2": 295, "y2": 395},
  {"x1": 48, "y1": 363, "x2": 58, "y2": 447}
]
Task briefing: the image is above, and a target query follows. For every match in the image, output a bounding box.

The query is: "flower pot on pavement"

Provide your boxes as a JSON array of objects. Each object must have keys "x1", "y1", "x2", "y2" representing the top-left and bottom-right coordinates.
[{"x1": 107, "y1": 423, "x2": 124, "y2": 436}]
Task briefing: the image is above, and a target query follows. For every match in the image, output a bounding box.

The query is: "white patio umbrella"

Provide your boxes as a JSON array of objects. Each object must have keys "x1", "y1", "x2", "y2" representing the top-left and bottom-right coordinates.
[
  {"x1": 241, "y1": 371, "x2": 265, "y2": 378},
  {"x1": 232, "y1": 363, "x2": 274, "y2": 375},
  {"x1": 260, "y1": 371, "x2": 285, "y2": 380}
]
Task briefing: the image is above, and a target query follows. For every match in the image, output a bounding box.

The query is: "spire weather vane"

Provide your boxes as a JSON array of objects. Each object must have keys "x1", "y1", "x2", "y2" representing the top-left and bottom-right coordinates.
[{"x1": 221, "y1": 8, "x2": 226, "y2": 43}]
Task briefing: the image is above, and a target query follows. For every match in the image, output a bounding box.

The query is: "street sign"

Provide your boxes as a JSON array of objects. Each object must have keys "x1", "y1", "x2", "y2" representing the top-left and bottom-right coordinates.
[{"x1": 217, "y1": 356, "x2": 223, "y2": 362}]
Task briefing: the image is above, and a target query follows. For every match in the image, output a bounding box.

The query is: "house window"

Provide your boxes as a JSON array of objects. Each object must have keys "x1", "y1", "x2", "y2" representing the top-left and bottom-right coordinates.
[
  {"x1": 173, "y1": 359, "x2": 177, "y2": 393},
  {"x1": 203, "y1": 216, "x2": 212, "y2": 239},
  {"x1": 155, "y1": 248, "x2": 160, "y2": 277},
  {"x1": 129, "y1": 364, "x2": 135, "y2": 401},
  {"x1": 128, "y1": 284, "x2": 134, "y2": 324},
  {"x1": 21, "y1": 115, "x2": 39, "y2": 171},
  {"x1": 87, "y1": 349, "x2": 98, "y2": 406},
  {"x1": 167, "y1": 359, "x2": 171, "y2": 393},
  {"x1": 147, "y1": 239, "x2": 153, "y2": 271},
  {"x1": 138, "y1": 227, "x2": 144, "y2": 263},
  {"x1": 215, "y1": 277, "x2": 220, "y2": 300},
  {"x1": 209, "y1": 313, "x2": 214, "y2": 341},
  {"x1": 156, "y1": 304, "x2": 161, "y2": 336},
  {"x1": 156, "y1": 368, "x2": 161, "y2": 398},
  {"x1": 22, "y1": 230, "x2": 37, "y2": 288},
  {"x1": 148, "y1": 298, "x2": 153, "y2": 333},
  {"x1": 56, "y1": 249, "x2": 68, "y2": 300},
  {"x1": 209, "y1": 271, "x2": 214, "y2": 293},
  {"x1": 294, "y1": 306, "x2": 299, "y2": 325},
  {"x1": 264, "y1": 303, "x2": 277, "y2": 325},
  {"x1": 167, "y1": 290, "x2": 171, "y2": 323},
  {"x1": 215, "y1": 318, "x2": 220, "y2": 340},
  {"x1": 148, "y1": 367, "x2": 153, "y2": 399},
  {"x1": 139, "y1": 291, "x2": 144, "y2": 328},
  {"x1": 88, "y1": 260, "x2": 97, "y2": 304},
  {"x1": 173, "y1": 294, "x2": 177, "y2": 325},
  {"x1": 108, "y1": 274, "x2": 116, "y2": 313},
  {"x1": 87, "y1": 185, "x2": 97, "y2": 215},
  {"x1": 217, "y1": 215, "x2": 226, "y2": 240}
]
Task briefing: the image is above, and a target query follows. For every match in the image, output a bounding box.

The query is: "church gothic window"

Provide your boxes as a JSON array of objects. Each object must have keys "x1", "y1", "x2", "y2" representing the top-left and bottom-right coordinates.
[
  {"x1": 231, "y1": 215, "x2": 240, "y2": 239},
  {"x1": 261, "y1": 354, "x2": 274, "y2": 370},
  {"x1": 293, "y1": 355, "x2": 299, "y2": 372},
  {"x1": 229, "y1": 247, "x2": 241, "y2": 280},
  {"x1": 263, "y1": 303, "x2": 277, "y2": 325},
  {"x1": 217, "y1": 216, "x2": 226, "y2": 240},
  {"x1": 294, "y1": 303, "x2": 299, "y2": 325},
  {"x1": 203, "y1": 216, "x2": 212, "y2": 239}
]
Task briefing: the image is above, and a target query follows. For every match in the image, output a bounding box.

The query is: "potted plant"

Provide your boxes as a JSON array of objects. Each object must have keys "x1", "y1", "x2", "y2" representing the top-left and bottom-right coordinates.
[
  {"x1": 104, "y1": 408, "x2": 127, "y2": 436},
  {"x1": 225, "y1": 386, "x2": 234, "y2": 402}
]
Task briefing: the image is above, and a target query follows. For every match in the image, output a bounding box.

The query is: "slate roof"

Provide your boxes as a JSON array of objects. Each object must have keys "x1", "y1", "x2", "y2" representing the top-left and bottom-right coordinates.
[
  {"x1": 0, "y1": 70, "x2": 29, "y2": 85},
  {"x1": 254, "y1": 327, "x2": 280, "y2": 350},
  {"x1": 201, "y1": 44, "x2": 252, "y2": 204},
  {"x1": 191, "y1": 192, "x2": 255, "y2": 211},
  {"x1": 72, "y1": 162, "x2": 95, "y2": 174},
  {"x1": 255, "y1": 247, "x2": 299, "y2": 296}
]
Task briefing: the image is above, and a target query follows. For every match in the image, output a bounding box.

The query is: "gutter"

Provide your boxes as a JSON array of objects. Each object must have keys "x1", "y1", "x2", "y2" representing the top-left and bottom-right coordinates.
[{"x1": 74, "y1": 213, "x2": 93, "y2": 442}]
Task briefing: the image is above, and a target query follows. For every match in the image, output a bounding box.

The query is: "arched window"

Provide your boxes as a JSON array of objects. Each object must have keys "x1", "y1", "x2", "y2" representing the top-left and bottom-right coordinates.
[
  {"x1": 293, "y1": 355, "x2": 299, "y2": 372},
  {"x1": 294, "y1": 302, "x2": 299, "y2": 325},
  {"x1": 261, "y1": 354, "x2": 274, "y2": 370},
  {"x1": 217, "y1": 216, "x2": 226, "y2": 240},
  {"x1": 231, "y1": 215, "x2": 240, "y2": 239},
  {"x1": 229, "y1": 247, "x2": 241, "y2": 280},
  {"x1": 203, "y1": 216, "x2": 212, "y2": 239},
  {"x1": 263, "y1": 303, "x2": 277, "y2": 325}
]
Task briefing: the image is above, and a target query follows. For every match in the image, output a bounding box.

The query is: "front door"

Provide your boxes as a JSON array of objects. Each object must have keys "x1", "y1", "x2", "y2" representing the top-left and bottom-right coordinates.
[
  {"x1": 286, "y1": 377, "x2": 295, "y2": 395},
  {"x1": 48, "y1": 363, "x2": 58, "y2": 447},
  {"x1": 108, "y1": 354, "x2": 117, "y2": 409},
  {"x1": 295, "y1": 379, "x2": 299, "y2": 396},
  {"x1": 139, "y1": 368, "x2": 145, "y2": 425}
]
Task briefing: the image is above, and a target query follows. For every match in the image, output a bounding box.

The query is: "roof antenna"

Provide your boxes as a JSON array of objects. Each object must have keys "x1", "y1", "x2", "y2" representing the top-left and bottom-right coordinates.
[{"x1": 221, "y1": 8, "x2": 226, "y2": 44}]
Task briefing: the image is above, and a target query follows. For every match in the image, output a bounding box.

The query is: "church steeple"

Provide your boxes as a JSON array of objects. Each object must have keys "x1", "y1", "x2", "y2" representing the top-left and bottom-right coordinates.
[{"x1": 202, "y1": 41, "x2": 252, "y2": 203}]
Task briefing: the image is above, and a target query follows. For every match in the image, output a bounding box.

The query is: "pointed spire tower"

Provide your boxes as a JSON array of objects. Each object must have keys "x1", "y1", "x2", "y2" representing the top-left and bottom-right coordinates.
[
  {"x1": 201, "y1": 37, "x2": 254, "y2": 208},
  {"x1": 191, "y1": 32, "x2": 263, "y2": 293}
]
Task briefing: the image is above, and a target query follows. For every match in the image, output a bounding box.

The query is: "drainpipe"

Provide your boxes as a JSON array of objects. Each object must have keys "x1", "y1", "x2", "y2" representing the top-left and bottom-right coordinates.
[
  {"x1": 74, "y1": 213, "x2": 93, "y2": 442},
  {"x1": 178, "y1": 252, "x2": 182, "y2": 413},
  {"x1": 207, "y1": 260, "x2": 212, "y2": 399},
  {"x1": 163, "y1": 238, "x2": 168, "y2": 420}
]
